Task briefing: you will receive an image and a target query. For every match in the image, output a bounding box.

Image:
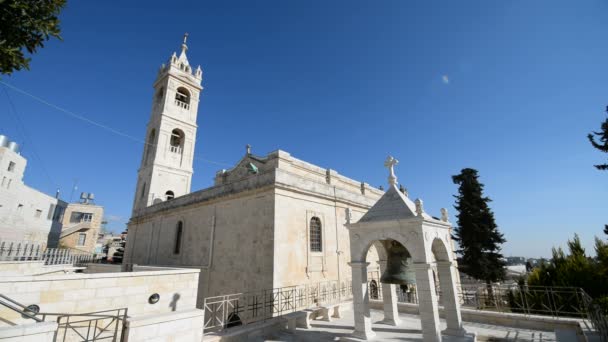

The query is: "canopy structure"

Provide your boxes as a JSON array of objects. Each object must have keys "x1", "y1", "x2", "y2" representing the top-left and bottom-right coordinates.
[{"x1": 345, "y1": 156, "x2": 472, "y2": 341}]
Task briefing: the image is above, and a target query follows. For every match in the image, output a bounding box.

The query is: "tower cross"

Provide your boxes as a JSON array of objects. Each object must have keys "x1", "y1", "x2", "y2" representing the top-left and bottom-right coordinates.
[{"x1": 384, "y1": 155, "x2": 399, "y2": 186}]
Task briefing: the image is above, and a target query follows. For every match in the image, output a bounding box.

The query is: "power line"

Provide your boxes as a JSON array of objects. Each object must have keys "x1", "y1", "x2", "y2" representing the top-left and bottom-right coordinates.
[
  {"x1": 0, "y1": 80, "x2": 232, "y2": 167},
  {"x1": 2, "y1": 86, "x2": 58, "y2": 190}
]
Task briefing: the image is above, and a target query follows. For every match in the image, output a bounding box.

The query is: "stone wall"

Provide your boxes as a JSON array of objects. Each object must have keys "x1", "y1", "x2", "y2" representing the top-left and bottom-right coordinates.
[
  {"x1": 0, "y1": 266, "x2": 199, "y2": 326},
  {"x1": 0, "y1": 322, "x2": 57, "y2": 342},
  {"x1": 126, "y1": 188, "x2": 275, "y2": 305},
  {"x1": 124, "y1": 308, "x2": 204, "y2": 342},
  {"x1": 0, "y1": 261, "x2": 46, "y2": 276}
]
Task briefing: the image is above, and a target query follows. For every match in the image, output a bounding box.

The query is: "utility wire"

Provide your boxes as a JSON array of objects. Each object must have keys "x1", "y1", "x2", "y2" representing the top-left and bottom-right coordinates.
[
  {"x1": 0, "y1": 80, "x2": 231, "y2": 167},
  {"x1": 2, "y1": 86, "x2": 59, "y2": 190}
]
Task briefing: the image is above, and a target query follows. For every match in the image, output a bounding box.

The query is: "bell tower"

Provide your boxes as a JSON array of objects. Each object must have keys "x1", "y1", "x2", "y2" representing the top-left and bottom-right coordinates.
[{"x1": 131, "y1": 34, "x2": 203, "y2": 216}]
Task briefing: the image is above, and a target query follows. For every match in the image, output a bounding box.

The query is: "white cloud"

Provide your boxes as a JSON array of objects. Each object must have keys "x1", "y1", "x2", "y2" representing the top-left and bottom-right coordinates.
[{"x1": 442, "y1": 75, "x2": 449, "y2": 84}]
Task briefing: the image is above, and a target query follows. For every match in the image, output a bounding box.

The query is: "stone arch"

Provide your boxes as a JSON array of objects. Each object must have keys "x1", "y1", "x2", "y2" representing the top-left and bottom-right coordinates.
[
  {"x1": 431, "y1": 237, "x2": 451, "y2": 262},
  {"x1": 355, "y1": 230, "x2": 424, "y2": 264}
]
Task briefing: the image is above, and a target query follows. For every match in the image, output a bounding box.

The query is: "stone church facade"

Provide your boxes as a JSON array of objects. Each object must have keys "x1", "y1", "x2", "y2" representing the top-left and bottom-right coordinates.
[{"x1": 123, "y1": 38, "x2": 386, "y2": 305}]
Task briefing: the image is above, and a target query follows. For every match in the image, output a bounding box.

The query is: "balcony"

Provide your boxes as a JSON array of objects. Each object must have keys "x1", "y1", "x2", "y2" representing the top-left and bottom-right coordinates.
[
  {"x1": 169, "y1": 145, "x2": 182, "y2": 154},
  {"x1": 175, "y1": 99, "x2": 190, "y2": 110}
]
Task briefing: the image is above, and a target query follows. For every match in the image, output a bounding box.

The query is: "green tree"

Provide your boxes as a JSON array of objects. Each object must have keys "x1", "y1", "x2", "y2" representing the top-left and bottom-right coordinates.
[
  {"x1": 452, "y1": 168, "x2": 506, "y2": 285},
  {"x1": 0, "y1": 0, "x2": 66, "y2": 75},
  {"x1": 527, "y1": 234, "x2": 608, "y2": 312},
  {"x1": 588, "y1": 108, "x2": 608, "y2": 170}
]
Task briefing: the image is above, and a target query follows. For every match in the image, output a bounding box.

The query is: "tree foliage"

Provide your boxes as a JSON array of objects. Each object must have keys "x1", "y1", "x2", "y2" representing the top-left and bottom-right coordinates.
[
  {"x1": 527, "y1": 234, "x2": 608, "y2": 310},
  {"x1": 588, "y1": 108, "x2": 608, "y2": 170},
  {"x1": 0, "y1": 0, "x2": 66, "y2": 75},
  {"x1": 452, "y1": 168, "x2": 506, "y2": 283}
]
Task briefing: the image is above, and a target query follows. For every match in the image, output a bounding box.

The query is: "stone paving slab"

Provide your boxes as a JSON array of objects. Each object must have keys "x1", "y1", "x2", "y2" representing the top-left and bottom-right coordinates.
[{"x1": 264, "y1": 309, "x2": 559, "y2": 342}]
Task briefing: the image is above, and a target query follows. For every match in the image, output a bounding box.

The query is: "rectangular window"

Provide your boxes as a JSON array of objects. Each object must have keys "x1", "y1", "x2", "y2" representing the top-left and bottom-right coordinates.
[
  {"x1": 82, "y1": 213, "x2": 93, "y2": 222},
  {"x1": 70, "y1": 212, "x2": 93, "y2": 223},
  {"x1": 77, "y1": 233, "x2": 86, "y2": 246},
  {"x1": 1, "y1": 177, "x2": 5, "y2": 187},
  {"x1": 35, "y1": 209, "x2": 42, "y2": 218},
  {"x1": 7, "y1": 162, "x2": 15, "y2": 172},
  {"x1": 6, "y1": 179, "x2": 11, "y2": 189}
]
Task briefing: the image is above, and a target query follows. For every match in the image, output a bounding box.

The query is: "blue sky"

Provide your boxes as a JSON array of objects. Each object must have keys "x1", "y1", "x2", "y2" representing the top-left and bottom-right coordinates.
[{"x1": 1, "y1": 1, "x2": 607, "y2": 258}]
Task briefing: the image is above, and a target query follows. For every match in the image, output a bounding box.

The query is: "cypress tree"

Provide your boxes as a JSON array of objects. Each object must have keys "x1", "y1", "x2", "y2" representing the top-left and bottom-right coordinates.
[
  {"x1": 452, "y1": 168, "x2": 506, "y2": 285},
  {"x1": 588, "y1": 108, "x2": 608, "y2": 170}
]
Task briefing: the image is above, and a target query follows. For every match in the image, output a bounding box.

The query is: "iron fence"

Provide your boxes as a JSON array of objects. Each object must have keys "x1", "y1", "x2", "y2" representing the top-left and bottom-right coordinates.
[
  {"x1": 204, "y1": 275, "x2": 607, "y2": 339},
  {"x1": 0, "y1": 241, "x2": 43, "y2": 261},
  {"x1": 0, "y1": 240, "x2": 98, "y2": 265},
  {"x1": 203, "y1": 279, "x2": 352, "y2": 334},
  {"x1": 55, "y1": 308, "x2": 128, "y2": 342}
]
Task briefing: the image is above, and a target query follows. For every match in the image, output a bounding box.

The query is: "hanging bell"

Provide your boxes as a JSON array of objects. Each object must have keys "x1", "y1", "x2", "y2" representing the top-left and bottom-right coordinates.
[{"x1": 380, "y1": 240, "x2": 411, "y2": 285}]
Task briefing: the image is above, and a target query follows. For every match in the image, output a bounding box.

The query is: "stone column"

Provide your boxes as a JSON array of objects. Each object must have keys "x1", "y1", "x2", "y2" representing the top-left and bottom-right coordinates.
[
  {"x1": 349, "y1": 261, "x2": 375, "y2": 340},
  {"x1": 437, "y1": 261, "x2": 466, "y2": 336},
  {"x1": 413, "y1": 262, "x2": 441, "y2": 342},
  {"x1": 378, "y1": 260, "x2": 401, "y2": 326}
]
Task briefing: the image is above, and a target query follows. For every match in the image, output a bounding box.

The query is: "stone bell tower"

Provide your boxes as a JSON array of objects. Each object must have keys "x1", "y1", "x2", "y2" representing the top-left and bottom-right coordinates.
[{"x1": 131, "y1": 34, "x2": 203, "y2": 216}]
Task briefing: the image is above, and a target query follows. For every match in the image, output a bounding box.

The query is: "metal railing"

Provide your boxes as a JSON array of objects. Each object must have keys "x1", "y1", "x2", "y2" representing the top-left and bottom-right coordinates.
[
  {"x1": 55, "y1": 308, "x2": 128, "y2": 342},
  {"x1": 203, "y1": 279, "x2": 352, "y2": 334},
  {"x1": 0, "y1": 240, "x2": 98, "y2": 265},
  {"x1": 0, "y1": 293, "x2": 127, "y2": 342},
  {"x1": 204, "y1": 276, "x2": 607, "y2": 339},
  {"x1": 0, "y1": 241, "x2": 43, "y2": 261},
  {"x1": 43, "y1": 248, "x2": 97, "y2": 265}
]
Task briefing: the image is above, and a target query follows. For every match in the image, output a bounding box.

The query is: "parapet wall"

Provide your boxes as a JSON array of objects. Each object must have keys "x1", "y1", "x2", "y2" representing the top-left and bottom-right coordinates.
[{"x1": 0, "y1": 265, "x2": 200, "y2": 326}]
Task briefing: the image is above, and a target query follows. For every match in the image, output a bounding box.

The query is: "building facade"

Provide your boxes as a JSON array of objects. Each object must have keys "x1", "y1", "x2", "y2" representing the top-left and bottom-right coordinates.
[
  {"x1": 124, "y1": 39, "x2": 392, "y2": 305},
  {"x1": 131, "y1": 34, "x2": 202, "y2": 216},
  {"x1": 0, "y1": 135, "x2": 61, "y2": 248},
  {"x1": 54, "y1": 201, "x2": 104, "y2": 253}
]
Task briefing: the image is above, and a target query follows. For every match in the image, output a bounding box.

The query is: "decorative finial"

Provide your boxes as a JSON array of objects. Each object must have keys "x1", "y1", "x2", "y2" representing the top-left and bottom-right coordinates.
[
  {"x1": 384, "y1": 155, "x2": 399, "y2": 186},
  {"x1": 246, "y1": 144, "x2": 251, "y2": 155},
  {"x1": 415, "y1": 198, "x2": 424, "y2": 216},
  {"x1": 181, "y1": 33, "x2": 189, "y2": 54},
  {"x1": 440, "y1": 208, "x2": 449, "y2": 222}
]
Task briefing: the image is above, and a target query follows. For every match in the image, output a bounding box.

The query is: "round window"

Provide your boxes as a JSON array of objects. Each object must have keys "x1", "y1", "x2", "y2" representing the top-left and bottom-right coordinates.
[{"x1": 148, "y1": 293, "x2": 160, "y2": 304}]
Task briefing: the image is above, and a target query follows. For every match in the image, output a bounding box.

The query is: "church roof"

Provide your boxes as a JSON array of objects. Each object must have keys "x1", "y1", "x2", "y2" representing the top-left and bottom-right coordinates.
[{"x1": 358, "y1": 183, "x2": 418, "y2": 223}]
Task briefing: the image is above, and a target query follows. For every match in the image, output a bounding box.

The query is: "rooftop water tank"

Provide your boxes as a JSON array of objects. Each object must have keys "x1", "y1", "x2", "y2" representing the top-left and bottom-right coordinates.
[
  {"x1": 0, "y1": 135, "x2": 8, "y2": 148},
  {"x1": 7, "y1": 141, "x2": 19, "y2": 153}
]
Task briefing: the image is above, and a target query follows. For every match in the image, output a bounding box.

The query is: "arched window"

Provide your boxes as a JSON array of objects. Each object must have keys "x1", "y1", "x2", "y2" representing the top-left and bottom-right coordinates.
[
  {"x1": 310, "y1": 217, "x2": 322, "y2": 252},
  {"x1": 169, "y1": 129, "x2": 184, "y2": 154},
  {"x1": 165, "y1": 191, "x2": 174, "y2": 201},
  {"x1": 144, "y1": 129, "x2": 156, "y2": 164},
  {"x1": 174, "y1": 221, "x2": 183, "y2": 254},
  {"x1": 175, "y1": 87, "x2": 190, "y2": 109},
  {"x1": 140, "y1": 182, "x2": 146, "y2": 199},
  {"x1": 370, "y1": 280, "x2": 379, "y2": 299}
]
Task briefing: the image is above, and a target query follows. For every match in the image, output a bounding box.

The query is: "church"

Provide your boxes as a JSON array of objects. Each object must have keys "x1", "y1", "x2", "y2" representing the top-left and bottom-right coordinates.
[{"x1": 123, "y1": 37, "x2": 429, "y2": 306}]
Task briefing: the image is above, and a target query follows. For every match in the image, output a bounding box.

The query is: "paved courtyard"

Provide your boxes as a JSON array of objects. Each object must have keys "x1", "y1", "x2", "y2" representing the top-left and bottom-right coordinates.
[{"x1": 264, "y1": 309, "x2": 558, "y2": 341}]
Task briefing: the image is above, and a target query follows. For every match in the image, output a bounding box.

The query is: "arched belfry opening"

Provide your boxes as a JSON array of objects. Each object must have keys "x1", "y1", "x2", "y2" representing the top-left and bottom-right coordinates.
[
  {"x1": 346, "y1": 156, "x2": 471, "y2": 341},
  {"x1": 169, "y1": 129, "x2": 185, "y2": 154},
  {"x1": 175, "y1": 87, "x2": 190, "y2": 109}
]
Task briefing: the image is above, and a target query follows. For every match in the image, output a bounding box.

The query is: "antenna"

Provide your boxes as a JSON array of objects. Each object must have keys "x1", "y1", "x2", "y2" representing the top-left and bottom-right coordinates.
[{"x1": 69, "y1": 179, "x2": 78, "y2": 202}]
